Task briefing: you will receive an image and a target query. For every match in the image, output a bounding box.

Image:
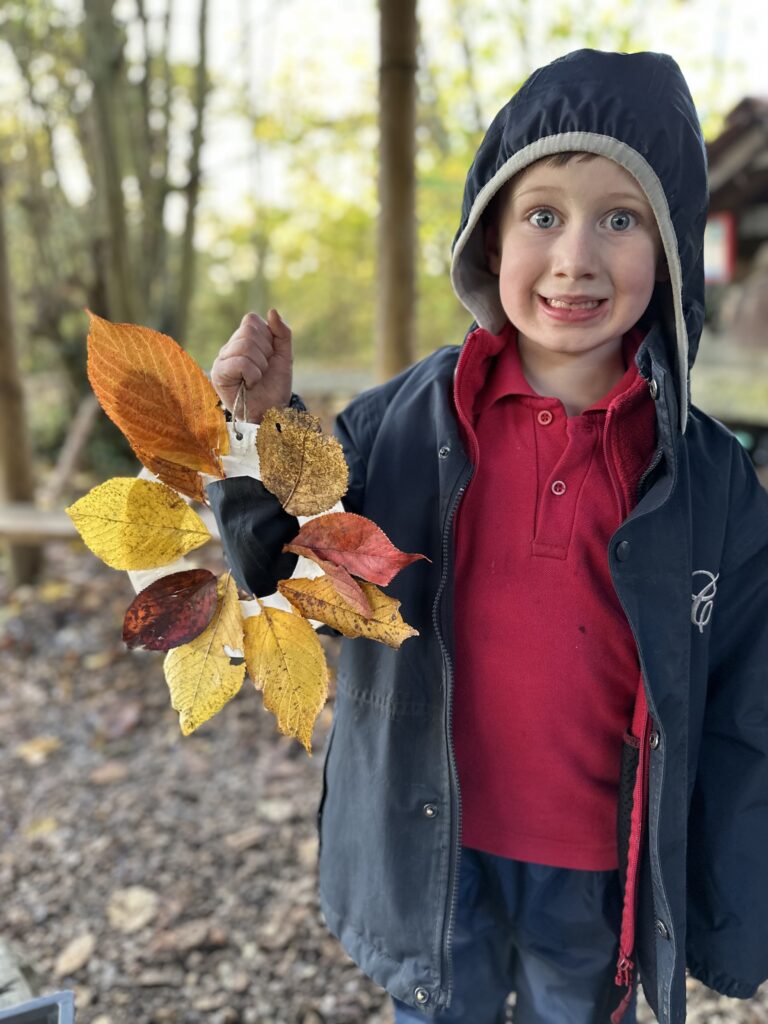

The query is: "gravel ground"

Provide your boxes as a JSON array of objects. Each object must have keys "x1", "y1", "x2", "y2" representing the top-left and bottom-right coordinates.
[{"x1": 1, "y1": 542, "x2": 767, "y2": 1023}]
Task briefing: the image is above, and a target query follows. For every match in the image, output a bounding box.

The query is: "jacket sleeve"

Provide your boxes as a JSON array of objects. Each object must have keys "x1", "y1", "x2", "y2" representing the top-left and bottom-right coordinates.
[{"x1": 686, "y1": 442, "x2": 768, "y2": 998}]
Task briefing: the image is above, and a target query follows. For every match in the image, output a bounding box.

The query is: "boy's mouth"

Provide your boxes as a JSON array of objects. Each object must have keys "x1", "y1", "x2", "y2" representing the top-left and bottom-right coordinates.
[
  {"x1": 541, "y1": 295, "x2": 606, "y2": 309},
  {"x1": 538, "y1": 294, "x2": 608, "y2": 323}
]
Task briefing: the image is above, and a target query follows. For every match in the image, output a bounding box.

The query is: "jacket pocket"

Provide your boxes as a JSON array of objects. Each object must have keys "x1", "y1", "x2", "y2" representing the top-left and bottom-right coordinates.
[{"x1": 617, "y1": 729, "x2": 641, "y2": 894}]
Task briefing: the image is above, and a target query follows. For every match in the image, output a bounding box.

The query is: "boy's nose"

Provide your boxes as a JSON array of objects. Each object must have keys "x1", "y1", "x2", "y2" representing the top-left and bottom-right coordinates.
[{"x1": 551, "y1": 225, "x2": 599, "y2": 279}]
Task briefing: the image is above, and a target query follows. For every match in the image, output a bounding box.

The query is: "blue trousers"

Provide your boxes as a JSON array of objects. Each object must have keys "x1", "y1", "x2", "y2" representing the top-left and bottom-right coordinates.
[{"x1": 393, "y1": 847, "x2": 637, "y2": 1024}]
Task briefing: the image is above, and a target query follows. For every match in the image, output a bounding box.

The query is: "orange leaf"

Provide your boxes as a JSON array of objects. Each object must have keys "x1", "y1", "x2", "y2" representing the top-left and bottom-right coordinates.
[
  {"x1": 284, "y1": 512, "x2": 428, "y2": 586},
  {"x1": 86, "y1": 311, "x2": 229, "y2": 489}
]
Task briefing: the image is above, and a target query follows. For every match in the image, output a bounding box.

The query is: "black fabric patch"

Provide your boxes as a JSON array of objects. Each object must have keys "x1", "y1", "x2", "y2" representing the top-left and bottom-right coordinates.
[{"x1": 206, "y1": 476, "x2": 299, "y2": 597}]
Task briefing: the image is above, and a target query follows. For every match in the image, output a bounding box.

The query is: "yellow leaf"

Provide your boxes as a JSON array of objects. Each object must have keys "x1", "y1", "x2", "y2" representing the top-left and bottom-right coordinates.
[
  {"x1": 256, "y1": 407, "x2": 348, "y2": 515},
  {"x1": 164, "y1": 574, "x2": 245, "y2": 735},
  {"x1": 243, "y1": 605, "x2": 329, "y2": 754},
  {"x1": 66, "y1": 477, "x2": 211, "y2": 570},
  {"x1": 278, "y1": 577, "x2": 418, "y2": 649},
  {"x1": 86, "y1": 311, "x2": 229, "y2": 490}
]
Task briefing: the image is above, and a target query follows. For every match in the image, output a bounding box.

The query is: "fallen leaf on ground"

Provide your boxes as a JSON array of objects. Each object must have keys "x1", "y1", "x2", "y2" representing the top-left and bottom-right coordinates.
[
  {"x1": 86, "y1": 311, "x2": 228, "y2": 495},
  {"x1": 164, "y1": 574, "x2": 245, "y2": 735},
  {"x1": 55, "y1": 933, "x2": 96, "y2": 977},
  {"x1": 108, "y1": 885, "x2": 159, "y2": 933},
  {"x1": 66, "y1": 477, "x2": 211, "y2": 570},
  {"x1": 285, "y1": 512, "x2": 428, "y2": 585},
  {"x1": 123, "y1": 568, "x2": 218, "y2": 650},
  {"x1": 14, "y1": 735, "x2": 61, "y2": 765},
  {"x1": 243, "y1": 605, "x2": 328, "y2": 754},
  {"x1": 278, "y1": 577, "x2": 418, "y2": 649},
  {"x1": 256, "y1": 407, "x2": 348, "y2": 516}
]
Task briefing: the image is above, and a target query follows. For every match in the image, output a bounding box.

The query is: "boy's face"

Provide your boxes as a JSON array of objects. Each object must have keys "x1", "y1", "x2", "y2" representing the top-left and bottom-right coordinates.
[{"x1": 484, "y1": 156, "x2": 666, "y2": 365}]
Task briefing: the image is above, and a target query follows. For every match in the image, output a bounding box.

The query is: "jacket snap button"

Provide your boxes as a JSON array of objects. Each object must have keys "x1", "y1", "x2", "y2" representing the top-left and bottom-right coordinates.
[
  {"x1": 438, "y1": 445, "x2": 451, "y2": 459},
  {"x1": 649, "y1": 730, "x2": 660, "y2": 749},
  {"x1": 414, "y1": 987, "x2": 430, "y2": 1005},
  {"x1": 649, "y1": 378, "x2": 660, "y2": 400},
  {"x1": 656, "y1": 919, "x2": 670, "y2": 940},
  {"x1": 551, "y1": 479, "x2": 567, "y2": 496},
  {"x1": 423, "y1": 803, "x2": 438, "y2": 818},
  {"x1": 616, "y1": 540, "x2": 631, "y2": 561},
  {"x1": 537, "y1": 409, "x2": 553, "y2": 426}
]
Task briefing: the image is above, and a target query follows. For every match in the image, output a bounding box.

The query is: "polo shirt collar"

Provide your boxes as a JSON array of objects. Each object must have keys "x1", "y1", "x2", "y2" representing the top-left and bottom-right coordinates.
[{"x1": 479, "y1": 323, "x2": 648, "y2": 414}]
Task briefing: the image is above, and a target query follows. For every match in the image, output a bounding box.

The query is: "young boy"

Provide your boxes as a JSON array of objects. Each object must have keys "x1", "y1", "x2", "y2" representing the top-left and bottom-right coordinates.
[{"x1": 209, "y1": 49, "x2": 768, "y2": 1024}]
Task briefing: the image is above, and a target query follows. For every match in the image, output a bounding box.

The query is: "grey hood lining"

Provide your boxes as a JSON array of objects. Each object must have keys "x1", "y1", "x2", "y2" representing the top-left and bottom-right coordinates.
[{"x1": 449, "y1": 133, "x2": 688, "y2": 433}]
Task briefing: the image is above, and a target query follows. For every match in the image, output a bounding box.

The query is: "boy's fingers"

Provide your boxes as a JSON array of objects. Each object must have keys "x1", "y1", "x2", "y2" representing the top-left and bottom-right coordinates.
[{"x1": 267, "y1": 308, "x2": 292, "y2": 350}]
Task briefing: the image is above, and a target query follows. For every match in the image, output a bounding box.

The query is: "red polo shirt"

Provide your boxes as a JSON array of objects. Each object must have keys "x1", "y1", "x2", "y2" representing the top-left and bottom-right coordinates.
[{"x1": 452, "y1": 322, "x2": 657, "y2": 870}]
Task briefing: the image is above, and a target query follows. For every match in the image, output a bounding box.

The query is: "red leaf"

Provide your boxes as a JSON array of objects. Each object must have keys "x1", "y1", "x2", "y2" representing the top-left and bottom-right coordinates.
[
  {"x1": 123, "y1": 569, "x2": 219, "y2": 651},
  {"x1": 309, "y1": 559, "x2": 373, "y2": 618},
  {"x1": 284, "y1": 513, "x2": 428, "y2": 586}
]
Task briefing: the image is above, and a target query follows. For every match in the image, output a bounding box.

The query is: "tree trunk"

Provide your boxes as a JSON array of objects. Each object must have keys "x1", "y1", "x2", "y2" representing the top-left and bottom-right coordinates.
[
  {"x1": 82, "y1": 0, "x2": 139, "y2": 323},
  {"x1": 0, "y1": 163, "x2": 43, "y2": 586},
  {"x1": 376, "y1": 0, "x2": 418, "y2": 381},
  {"x1": 173, "y1": 0, "x2": 210, "y2": 344}
]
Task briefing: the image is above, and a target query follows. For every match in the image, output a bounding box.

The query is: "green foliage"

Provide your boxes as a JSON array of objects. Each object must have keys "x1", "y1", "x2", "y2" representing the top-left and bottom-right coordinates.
[{"x1": 0, "y1": 0, "x2": 749, "y2": 480}]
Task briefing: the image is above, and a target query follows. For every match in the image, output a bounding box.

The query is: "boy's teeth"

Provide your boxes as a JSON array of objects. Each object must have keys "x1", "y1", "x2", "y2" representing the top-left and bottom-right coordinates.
[{"x1": 546, "y1": 297, "x2": 601, "y2": 309}]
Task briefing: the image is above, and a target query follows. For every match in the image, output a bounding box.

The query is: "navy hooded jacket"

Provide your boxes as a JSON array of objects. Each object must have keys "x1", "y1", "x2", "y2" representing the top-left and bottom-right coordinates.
[{"x1": 209, "y1": 49, "x2": 768, "y2": 1023}]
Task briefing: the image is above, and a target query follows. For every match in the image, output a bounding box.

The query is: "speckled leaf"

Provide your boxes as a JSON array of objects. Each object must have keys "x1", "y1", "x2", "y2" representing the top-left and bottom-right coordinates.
[
  {"x1": 256, "y1": 407, "x2": 348, "y2": 516},
  {"x1": 278, "y1": 576, "x2": 418, "y2": 649}
]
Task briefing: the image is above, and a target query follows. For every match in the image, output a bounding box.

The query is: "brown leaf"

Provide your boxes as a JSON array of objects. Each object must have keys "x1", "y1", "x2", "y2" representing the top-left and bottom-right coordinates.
[
  {"x1": 284, "y1": 512, "x2": 428, "y2": 585},
  {"x1": 123, "y1": 569, "x2": 218, "y2": 651},
  {"x1": 278, "y1": 577, "x2": 418, "y2": 649},
  {"x1": 256, "y1": 407, "x2": 348, "y2": 515},
  {"x1": 86, "y1": 311, "x2": 229, "y2": 494}
]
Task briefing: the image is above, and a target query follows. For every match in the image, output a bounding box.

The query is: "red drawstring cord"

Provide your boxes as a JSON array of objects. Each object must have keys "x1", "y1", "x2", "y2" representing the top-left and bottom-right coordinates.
[{"x1": 611, "y1": 677, "x2": 651, "y2": 1024}]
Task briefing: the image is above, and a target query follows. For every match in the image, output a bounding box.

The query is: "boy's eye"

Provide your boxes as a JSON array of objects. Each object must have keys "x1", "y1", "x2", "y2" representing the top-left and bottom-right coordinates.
[
  {"x1": 528, "y1": 209, "x2": 558, "y2": 229},
  {"x1": 607, "y1": 210, "x2": 637, "y2": 231}
]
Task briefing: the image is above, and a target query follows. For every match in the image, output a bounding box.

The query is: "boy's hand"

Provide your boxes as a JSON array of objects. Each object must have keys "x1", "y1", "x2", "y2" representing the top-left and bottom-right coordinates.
[{"x1": 211, "y1": 309, "x2": 293, "y2": 424}]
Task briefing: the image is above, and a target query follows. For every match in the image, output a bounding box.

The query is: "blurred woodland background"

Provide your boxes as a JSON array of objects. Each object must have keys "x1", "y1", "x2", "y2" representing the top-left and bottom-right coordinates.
[
  {"x1": 1, "y1": 0, "x2": 768, "y2": 584},
  {"x1": 1, "y1": 4, "x2": 768, "y2": 1021}
]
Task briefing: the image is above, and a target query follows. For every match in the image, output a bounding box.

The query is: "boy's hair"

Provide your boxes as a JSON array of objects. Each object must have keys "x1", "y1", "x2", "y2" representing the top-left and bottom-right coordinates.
[{"x1": 482, "y1": 152, "x2": 601, "y2": 232}]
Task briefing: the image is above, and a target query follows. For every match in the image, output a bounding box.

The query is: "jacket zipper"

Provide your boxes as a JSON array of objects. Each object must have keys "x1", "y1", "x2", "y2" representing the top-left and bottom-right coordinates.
[{"x1": 431, "y1": 468, "x2": 472, "y2": 1010}]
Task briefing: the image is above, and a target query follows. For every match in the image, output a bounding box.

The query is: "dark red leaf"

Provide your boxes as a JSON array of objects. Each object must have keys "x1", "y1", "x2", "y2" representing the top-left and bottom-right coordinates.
[
  {"x1": 284, "y1": 512, "x2": 428, "y2": 586},
  {"x1": 123, "y1": 569, "x2": 219, "y2": 651}
]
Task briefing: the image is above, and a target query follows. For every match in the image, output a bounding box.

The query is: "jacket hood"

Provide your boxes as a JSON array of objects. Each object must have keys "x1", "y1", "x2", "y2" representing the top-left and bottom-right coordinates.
[{"x1": 450, "y1": 49, "x2": 709, "y2": 433}]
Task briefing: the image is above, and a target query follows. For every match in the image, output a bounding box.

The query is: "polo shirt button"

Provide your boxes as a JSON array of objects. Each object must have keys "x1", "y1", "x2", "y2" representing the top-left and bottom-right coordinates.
[
  {"x1": 423, "y1": 803, "x2": 438, "y2": 818},
  {"x1": 616, "y1": 540, "x2": 631, "y2": 561},
  {"x1": 656, "y1": 919, "x2": 670, "y2": 940},
  {"x1": 649, "y1": 378, "x2": 660, "y2": 400},
  {"x1": 649, "y1": 730, "x2": 660, "y2": 749},
  {"x1": 438, "y1": 445, "x2": 451, "y2": 459},
  {"x1": 414, "y1": 987, "x2": 430, "y2": 1005},
  {"x1": 537, "y1": 409, "x2": 553, "y2": 426},
  {"x1": 551, "y1": 480, "x2": 566, "y2": 496}
]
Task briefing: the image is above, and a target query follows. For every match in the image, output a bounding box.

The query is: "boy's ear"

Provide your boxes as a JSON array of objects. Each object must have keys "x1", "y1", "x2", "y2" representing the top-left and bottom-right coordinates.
[{"x1": 484, "y1": 221, "x2": 502, "y2": 275}]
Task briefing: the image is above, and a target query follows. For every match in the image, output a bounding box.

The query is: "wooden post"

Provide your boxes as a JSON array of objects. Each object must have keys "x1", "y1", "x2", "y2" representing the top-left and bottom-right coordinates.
[
  {"x1": 0, "y1": 163, "x2": 43, "y2": 586},
  {"x1": 376, "y1": 0, "x2": 419, "y2": 381}
]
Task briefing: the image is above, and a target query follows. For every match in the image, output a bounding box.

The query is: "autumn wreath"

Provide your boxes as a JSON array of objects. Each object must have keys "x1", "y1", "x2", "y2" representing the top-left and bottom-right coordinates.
[{"x1": 66, "y1": 313, "x2": 425, "y2": 753}]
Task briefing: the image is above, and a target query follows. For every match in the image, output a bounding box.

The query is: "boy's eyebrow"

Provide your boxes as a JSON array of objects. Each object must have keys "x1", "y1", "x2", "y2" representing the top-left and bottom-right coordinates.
[{"x1": 512, "y1": 185, "x2": 649, "y2": 205}]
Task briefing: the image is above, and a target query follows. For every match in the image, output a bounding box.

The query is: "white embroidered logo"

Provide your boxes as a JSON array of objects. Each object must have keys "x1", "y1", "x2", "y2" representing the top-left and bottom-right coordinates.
[{"x1": 691, "y1": 570, "x2": 719, "y2": 633}]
